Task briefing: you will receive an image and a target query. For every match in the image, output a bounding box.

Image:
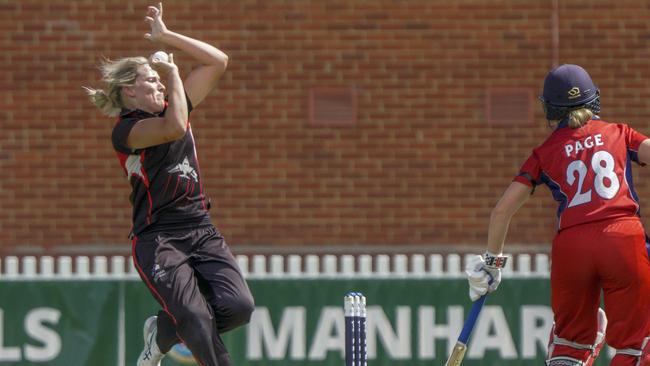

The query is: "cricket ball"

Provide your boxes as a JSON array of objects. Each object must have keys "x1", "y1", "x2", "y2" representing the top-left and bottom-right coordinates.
[{"x1": 150, "y1": 51, "x2": 169, "y2": 63}]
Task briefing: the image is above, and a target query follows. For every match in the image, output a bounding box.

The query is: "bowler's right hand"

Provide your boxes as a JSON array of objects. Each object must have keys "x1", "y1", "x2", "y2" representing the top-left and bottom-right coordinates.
[{"x1": 150, "y1": 52, "x2": 178, "y2": 76}]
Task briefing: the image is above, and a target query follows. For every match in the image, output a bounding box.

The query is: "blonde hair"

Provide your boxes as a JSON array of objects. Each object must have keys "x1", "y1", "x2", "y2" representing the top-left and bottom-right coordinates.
[
  {"x1": 548, "y1": 107, "x2": 595, "y2": 129},
  {"x1": 566, "y1": 108, "x2": 594, "y2": 129},
  {"x1": 84, "y1": 56, "x2": 149, "y2": 117}
]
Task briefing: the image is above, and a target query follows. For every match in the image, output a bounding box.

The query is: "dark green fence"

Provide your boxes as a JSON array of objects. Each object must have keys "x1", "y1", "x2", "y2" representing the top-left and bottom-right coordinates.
[{"x1": 0, "y1": 277, "x2": 614, "y2": 366}]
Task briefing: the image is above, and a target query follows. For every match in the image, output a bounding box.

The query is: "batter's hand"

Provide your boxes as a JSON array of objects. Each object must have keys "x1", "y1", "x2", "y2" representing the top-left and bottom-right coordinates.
[
  {"x1": 465, "y1": 254, "x2": 502, "y2": 301},
  {"x1": 144, "y1": 3, "x2": 168, "y2": 42}
]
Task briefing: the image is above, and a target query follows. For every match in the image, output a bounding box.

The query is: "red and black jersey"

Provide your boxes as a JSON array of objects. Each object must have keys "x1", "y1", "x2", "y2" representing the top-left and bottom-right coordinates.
[
  {"x1": 112, "y1": 96, "x2": 210, "y2": 235},
  {"x1": 515, "y1": 118, "x2": 648, "y2": 231}
]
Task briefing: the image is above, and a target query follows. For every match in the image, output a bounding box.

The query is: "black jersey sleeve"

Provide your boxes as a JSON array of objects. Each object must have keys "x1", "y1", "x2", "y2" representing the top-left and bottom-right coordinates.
[{"x1": 111, "y1": 117, "x2": 140, "y2": 155}]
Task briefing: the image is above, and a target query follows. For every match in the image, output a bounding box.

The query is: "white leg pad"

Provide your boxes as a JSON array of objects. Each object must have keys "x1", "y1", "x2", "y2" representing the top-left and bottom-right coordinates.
[
  {"x1": 547, "y1": 308, "x2": 608, "y2": 366},
  {"x1": 636, "y1": 336, "x2": 650, "y2": 366},
  {"x1": 546, "y1": 356, "x2": 584, "y2": 366}
]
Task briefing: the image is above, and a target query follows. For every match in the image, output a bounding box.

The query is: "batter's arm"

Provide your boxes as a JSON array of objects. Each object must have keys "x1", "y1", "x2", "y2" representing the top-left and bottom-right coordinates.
[
  {"x1": 637, "y1": 139, "x2": 650, "y2": 165},
  {"x1": 486, "y1": 181, "x2": 532, "y2": 254}
]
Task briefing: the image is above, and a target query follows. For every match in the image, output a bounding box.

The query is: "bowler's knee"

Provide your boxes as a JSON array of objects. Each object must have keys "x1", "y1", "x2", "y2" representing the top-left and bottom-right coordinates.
[
  {"x1": 218, "y1": 293, "x2": 255, "y2": 331},
  {"x1": 230, "y1": 293, "x2": 255, "y2": 326}
]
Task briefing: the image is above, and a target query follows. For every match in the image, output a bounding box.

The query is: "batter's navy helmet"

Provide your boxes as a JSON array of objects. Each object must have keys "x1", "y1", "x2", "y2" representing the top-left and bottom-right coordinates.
[{"x1": 539, "y1": 64, "x2": 600, "y2": 120}]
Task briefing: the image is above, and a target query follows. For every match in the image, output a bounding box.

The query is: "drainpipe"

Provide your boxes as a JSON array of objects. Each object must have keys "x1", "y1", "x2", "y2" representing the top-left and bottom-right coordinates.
[{"x1": 552, "y1": 0, "x2": 560, "y2": 68}]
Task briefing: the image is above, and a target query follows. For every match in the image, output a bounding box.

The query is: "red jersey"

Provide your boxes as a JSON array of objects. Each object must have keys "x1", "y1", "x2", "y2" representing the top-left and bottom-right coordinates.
[{"x1": 514, "y1": 118, "x2": 648, "y2": 231}]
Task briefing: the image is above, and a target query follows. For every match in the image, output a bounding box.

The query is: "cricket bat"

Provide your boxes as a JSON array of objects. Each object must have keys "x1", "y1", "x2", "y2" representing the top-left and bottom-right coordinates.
[{"x1": 444, "y1": 294, "x2": 488, "y2": 366}]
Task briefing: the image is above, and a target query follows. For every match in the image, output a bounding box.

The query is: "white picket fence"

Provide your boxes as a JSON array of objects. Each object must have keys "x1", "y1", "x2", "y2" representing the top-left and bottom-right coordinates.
[{"x1": 0, "y1": 253, "x2": 550, "y2": 280}]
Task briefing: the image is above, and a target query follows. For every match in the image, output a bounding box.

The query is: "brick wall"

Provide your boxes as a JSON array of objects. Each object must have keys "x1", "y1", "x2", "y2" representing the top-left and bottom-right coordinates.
[{"x1": 3, "y1": 0, "x2": 650, "y2": 253}]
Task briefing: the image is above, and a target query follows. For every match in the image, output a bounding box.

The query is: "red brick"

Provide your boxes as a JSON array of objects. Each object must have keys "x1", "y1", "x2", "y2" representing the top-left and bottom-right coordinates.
[{"x1": 3, "y1": 0, "x2": 650, "y2": 253}]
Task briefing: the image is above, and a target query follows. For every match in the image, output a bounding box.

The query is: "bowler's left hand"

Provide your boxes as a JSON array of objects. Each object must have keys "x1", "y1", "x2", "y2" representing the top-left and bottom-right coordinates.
[{"x1": 144, "y1": 2, "x2": 168, "y2": 42}]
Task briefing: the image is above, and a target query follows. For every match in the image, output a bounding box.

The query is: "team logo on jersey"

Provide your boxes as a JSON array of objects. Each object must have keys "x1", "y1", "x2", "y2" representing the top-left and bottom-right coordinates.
[
  {"x1": 125, "y1": 155, "x2": 145, "y2": 180},
  {"x1": 567, "y1": 87, "x2": 581, "y2": 99},
  {"x1": 168, "y1": 156, "x2": 198, "y2": 182},
  {"x1": 151, "y1": 263, "x2": 168, "y2": 283}
]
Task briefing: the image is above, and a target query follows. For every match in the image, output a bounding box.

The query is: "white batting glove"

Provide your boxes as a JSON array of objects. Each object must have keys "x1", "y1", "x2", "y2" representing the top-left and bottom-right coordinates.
[
  {"x1": 465, "y1": 252, "x2": 507, "y2": 301},
  {"x1": 466, "y1": 255, "x2": 489, "y2": 301}
]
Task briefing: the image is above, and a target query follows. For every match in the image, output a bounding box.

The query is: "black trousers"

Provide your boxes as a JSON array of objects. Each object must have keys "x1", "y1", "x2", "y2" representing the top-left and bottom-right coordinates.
[{"x1": 132, "y1": 225, "x2": 255, "y2": 366}]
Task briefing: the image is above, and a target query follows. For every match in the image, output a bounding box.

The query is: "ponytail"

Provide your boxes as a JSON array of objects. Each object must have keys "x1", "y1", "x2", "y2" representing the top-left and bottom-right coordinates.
[
  {"x1": 567, "y1": 108, "x2": 594, "y2": 129},
  {"x1": 84, "y1": 56, "x2": 149, "y2": 117},
  {"x1": 83, "y1": 86, "x2": 122, "y2": 117}
]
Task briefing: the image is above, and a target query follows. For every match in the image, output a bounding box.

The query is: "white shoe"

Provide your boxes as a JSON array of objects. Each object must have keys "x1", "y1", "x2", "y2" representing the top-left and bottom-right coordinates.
[{"x1": 137, "y1": 316, "x2": 165, "y2": 366}]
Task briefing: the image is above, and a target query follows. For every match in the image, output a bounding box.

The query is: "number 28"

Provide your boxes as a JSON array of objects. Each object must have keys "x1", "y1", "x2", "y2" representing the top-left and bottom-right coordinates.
[{"x1": 566, "y1": 151, "x2": 620, "y2": 207}]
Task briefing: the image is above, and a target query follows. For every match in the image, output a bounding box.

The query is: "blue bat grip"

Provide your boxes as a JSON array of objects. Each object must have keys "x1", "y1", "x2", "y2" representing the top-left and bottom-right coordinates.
[{"x1": 458, "y1": 295, "x2": 487, "y2": 344}]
